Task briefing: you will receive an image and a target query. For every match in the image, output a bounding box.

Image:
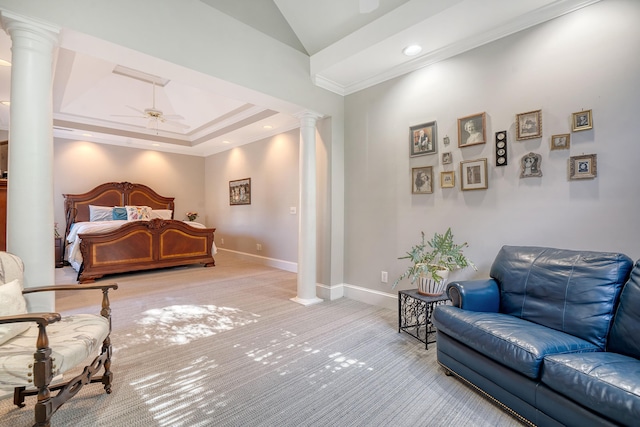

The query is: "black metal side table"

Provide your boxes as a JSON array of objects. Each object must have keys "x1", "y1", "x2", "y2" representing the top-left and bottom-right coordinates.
[{"x1": 398, "y1": 289, "x2": 450, "y2": 349}]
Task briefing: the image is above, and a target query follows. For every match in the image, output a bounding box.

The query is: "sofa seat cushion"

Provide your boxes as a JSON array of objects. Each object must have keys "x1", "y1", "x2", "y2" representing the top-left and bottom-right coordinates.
[
  {"x1": 543, "y1": 352, "x2": 640, "y2": 426},
  {"x1": 0, "y1": 314, "x2": 109, "y2": 389},
  {"x1": 433, "y1": 306, "x2": 600, "y2": 379}
]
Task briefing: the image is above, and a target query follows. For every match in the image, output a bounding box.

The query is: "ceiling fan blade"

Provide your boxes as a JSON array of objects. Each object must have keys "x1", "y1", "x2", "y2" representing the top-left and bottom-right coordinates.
[
  {"x1": 111, "y1": 114, "x2": 146, "y2": 118},
  {"x1": 161, "y1": 118, "x2": 190, "y2": 129},
  {"x1": 162, "y1": 114, "x2": 185, "y2": 120},
  {"x1": 126, "y1": 105, "x2": 147, "y2": 115}
]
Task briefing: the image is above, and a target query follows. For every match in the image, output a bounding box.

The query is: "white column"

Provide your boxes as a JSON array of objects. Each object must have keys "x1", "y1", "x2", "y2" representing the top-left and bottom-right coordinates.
[
  {"x1": 1, "y1": 12, "x2": 59, "y2": 312},
  {"x1": 291, "y1": 112, "x2": 323, "y2": 306}
]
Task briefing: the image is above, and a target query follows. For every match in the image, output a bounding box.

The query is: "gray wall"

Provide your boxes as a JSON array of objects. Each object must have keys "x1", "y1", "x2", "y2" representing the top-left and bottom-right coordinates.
[
  {"x1": 205, "y1": 129, "x2": 299, "y2": 267},
  {"x1": 53, "y1": 138, "x2": 205, "y2": 233},
  {"x1": 343, "y1": 0, "x2": 640, "y2": 301}
]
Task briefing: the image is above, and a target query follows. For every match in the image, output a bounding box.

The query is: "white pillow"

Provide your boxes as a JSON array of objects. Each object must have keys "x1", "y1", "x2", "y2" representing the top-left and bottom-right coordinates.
[
  {"x1": 89, "y1": 205, "x2": 113, "y2": 222},
  {"x1": 0, "y1": 279, "x2": 30, "y2": 345},
  {"x1": 125, "y1": 206, "x2": 152, "y2": 221},
  {"x1": 150, "y1": 209, "x2": 173, "y2": 220}
]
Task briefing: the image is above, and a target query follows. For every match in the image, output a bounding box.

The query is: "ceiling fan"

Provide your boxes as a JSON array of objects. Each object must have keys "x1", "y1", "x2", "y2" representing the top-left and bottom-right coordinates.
[{"x1": 113, "y1": 82, "x2": 189, "y2": 130}]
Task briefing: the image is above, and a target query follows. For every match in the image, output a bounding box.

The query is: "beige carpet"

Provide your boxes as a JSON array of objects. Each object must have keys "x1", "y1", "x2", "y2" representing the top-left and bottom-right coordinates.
[{"x1": 0, "y1": 252, "x2": 523, "y2": 426}]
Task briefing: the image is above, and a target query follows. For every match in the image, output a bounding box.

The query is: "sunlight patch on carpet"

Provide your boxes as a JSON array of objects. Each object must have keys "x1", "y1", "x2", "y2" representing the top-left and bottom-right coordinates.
[
  {"x1": 126, "y1": 305, "x2": 260, "y2": 346},
  {"x1": 130, "y1": 355, "x2": 224, "y2": 427}
]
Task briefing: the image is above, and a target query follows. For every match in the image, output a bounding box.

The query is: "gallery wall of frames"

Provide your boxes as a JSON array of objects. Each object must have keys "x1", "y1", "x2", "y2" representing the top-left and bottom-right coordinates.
[{"x1": 409, "y1": 109, "x2": 595, "y2": 195}]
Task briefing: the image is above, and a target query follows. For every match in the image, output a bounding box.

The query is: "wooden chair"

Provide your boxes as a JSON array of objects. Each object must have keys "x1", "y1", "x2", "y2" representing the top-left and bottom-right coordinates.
[{"x1": 0, "y1": 251, "x2": 117, "y2": 426}]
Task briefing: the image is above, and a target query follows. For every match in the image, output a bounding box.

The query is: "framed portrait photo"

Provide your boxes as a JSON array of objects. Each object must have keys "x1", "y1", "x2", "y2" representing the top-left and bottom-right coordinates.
[
  {"x1": 457, "y1": 112, "x2": 486, "y2": 148},
  {"x1": 442, "y1": 151, "x2": 452, "y2": 165},
  {"x1": 440, "y1": 171, "x2": 455, "y2": 189},
  {"x1": 410, "y1": 121, "x2": 437, "y2": 157},
  {"x1": 229, "y1": 178, "x2": 251, "y2": 205},
  {"x1": 516, "y1": 109, "x2": 542, "y2": 140},
  {"x1": 572, "y1": 110, "x2": 593, "y2": 131},
  {"x1": 551, "y1": 134, "x2": 570, "y2": 150},
  {"x1": 460, "y1": 158, "x2": 488, "y2": 191},
  {"x1": 411, "y1": 166, "x2": 433, "y2": 194},
  {"x1": 568, "y1": 154, "x2": 597, "y2": 180}
]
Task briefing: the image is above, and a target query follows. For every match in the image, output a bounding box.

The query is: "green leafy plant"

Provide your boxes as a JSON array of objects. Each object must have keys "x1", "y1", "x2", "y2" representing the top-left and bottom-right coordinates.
[{"x1": 393, "y1": 228, "x2": 476, "y2": 288}]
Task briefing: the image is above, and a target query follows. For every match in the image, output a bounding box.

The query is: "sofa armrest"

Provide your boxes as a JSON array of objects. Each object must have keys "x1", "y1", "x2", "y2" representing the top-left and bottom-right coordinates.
[{"x1": 446, "y1": 279, "x2": 500, "y2": 312}]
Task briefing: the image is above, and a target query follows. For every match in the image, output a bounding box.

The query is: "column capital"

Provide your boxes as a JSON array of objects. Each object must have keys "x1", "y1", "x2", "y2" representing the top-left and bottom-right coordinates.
[
  {"x1": 1, "y1": 10, "x2": 60, "y2": 47},
  {"x1": 293, "y1": 110, "x2": 323, "y2": 124}
]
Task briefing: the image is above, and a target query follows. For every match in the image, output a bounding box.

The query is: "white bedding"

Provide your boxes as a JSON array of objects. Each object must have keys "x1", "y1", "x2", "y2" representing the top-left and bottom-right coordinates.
[{"x1": 66, "y1": 220, "x2": 217, "y2": 272}]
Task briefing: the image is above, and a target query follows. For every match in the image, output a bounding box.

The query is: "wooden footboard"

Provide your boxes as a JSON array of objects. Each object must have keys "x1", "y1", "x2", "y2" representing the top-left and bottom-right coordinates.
[{"x1": 78, "y1": 219, "x2": 215, "y2": 283}]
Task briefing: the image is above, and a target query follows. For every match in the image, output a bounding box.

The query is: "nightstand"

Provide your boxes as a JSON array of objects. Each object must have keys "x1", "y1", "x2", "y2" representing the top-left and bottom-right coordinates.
[{"x1": 55, "y1": 237, "x2": 64, "y2": 268}]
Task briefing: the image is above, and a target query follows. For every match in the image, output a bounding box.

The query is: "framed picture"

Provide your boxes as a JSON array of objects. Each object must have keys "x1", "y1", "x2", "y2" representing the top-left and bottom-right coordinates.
[
  {"x1": 442, "y1": 152, "x2": 452, "y2": 165},
  {"x1": 460, "y1": 158, "x2": 488, "y2": 191},
  {"x1": 410, "y1": 121, "x2": 437, "y2": 157},
  {"x1": 457, "y1": 112, "x2": 486, "y2": 147},
  {"x1": 411, "y1": 166, "x2": 433, "y2": 194},
  {"x1": 440, "y1": 171, "x2": 455, "y2": 188},
  {"x1": 551, "y1": 133, "x2": 570, "y2": 150},
  {"x1": 520, "y1": 152, "x2": 543, "y2": 178},
  {"x1": 568, "y1": 154, "x2": 597, "y2": 180},
  {"x1": 572, "y1": 110, "x2": 593, "y2": 131},
  {"x1": 516, "y1": 109, "x2": 542, "y2": 140},
  {"x1": 229, "y1": 178, "x2": 251, "y2": 205}
]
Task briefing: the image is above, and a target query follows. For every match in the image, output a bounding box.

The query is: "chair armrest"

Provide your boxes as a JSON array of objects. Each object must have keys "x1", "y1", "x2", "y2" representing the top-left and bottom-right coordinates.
[
  {"x1": 22, "y1": 283, "x2": 118, "y2": 294},
  {"x1": 446, "y1": 279, "x2": 500, "y2": 312},
  {"x1": 0, "y1": 312, "x2": 61, "y2": 326}
]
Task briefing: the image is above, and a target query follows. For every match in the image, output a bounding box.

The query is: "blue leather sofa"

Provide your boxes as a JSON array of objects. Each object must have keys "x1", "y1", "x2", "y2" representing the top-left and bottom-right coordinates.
[{"x1": 432, "y1": 246, "x2": 640, "y2": 426}]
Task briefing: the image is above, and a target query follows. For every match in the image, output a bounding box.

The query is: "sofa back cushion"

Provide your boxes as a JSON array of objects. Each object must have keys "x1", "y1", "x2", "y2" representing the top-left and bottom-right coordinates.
[
  {"x1": 608, "y1": 260, "x2": 640, "y2": 357},
  {"x1": 490, "y1": 246, "x2": 633, "y2": 349}
]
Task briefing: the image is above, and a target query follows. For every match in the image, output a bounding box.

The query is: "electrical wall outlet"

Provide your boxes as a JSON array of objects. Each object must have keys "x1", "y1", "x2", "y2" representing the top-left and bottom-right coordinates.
[
  {"x1": 381, "y1": 271, "x2": 388, "y2": 283},
  {"x1": 256, "y1": 243, "x2": 262, "y2": 251},
  {"x1": 220, "y1": 237, "x2": 224, "y2": 245}
]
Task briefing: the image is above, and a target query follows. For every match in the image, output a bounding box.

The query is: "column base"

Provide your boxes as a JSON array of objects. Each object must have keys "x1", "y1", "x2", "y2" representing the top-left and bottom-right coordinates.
[{"x1": 290, "y1": 296, "x2": 323, "y2": 306}]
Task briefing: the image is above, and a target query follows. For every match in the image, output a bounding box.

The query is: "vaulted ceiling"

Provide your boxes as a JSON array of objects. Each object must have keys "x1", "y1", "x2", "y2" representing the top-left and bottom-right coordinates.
[{"x1": 0, "y1": 0, "x2": 600, "y2": 156}]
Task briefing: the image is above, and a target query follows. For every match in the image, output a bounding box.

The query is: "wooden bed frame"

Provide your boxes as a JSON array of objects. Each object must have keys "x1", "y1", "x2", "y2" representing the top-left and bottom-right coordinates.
[{"x1": 64, "y1": 182, "x2": 215, "y2": 283}]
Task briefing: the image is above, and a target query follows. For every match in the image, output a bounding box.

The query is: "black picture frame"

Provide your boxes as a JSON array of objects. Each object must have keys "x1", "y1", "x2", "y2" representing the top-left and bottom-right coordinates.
[{"x1": 229, "y1": 178, "x2": 251, "y2": 205}]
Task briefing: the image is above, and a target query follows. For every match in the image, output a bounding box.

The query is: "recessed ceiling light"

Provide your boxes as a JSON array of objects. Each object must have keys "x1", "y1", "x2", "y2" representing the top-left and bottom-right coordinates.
[
  {"x1": 81, "y1": 133, "x2": 92, "y2": 137},
  {"x1": 402, "y1": 45, "x2": 422, "y2": 57},
  {"x1": 263, "y1": 125, "x2": 273, "y2": 130},
  {"x1": 0, "y1": 59, "x2": 11, "y2": 67},
  {"x1": 0, "y1": 101, "x2": 9, "y2": 106},
  {"x1": 152, "y1": 143, "x2": 160, "y2": 147},
  {"x1": 222, "y1": 140, "x2": 230, "y2": 144}
]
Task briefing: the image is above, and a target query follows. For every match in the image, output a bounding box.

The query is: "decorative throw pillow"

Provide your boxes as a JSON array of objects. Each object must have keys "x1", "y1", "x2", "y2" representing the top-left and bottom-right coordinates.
[
  {"x1": 150, "y1": 209, "x2": 173, "y2": 220},
  {"x1": 0, "y1": 279, "x2": 30, "y2": 345},
  {"x1": 125, "y1": 206, "x2": 152, "y2": 221},
  {"x1": 112, "y1": 206, "x2": 128, "y2": 220},
  {"x1": 89, "y1": 205, "x2": 114, "y2": 222}
]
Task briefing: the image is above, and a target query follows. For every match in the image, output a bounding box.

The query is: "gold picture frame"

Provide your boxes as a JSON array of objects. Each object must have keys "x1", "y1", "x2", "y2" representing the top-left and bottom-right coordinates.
[
  {"x1": 460, "y1": 158, "x2": 488, "y2": 191},
  {"x1": 569, "y1": 154, "x2": 597, "y2": 180},
  {"x1": 412, "y1": 166, "x2": 433, "y2": 194},
  {"x1": 410, "y1": 121, "x2": 437, "y2": 157},
  {"x1": 550, "y1": 134, "x2": 570, "y2": 150},
  {"x1": 440, "y1": 171, "x2": 455, "y2": 188},
  {"x1": 457, "y1": 112, "x2": 486, "y2": 148},
  {"x1": 516, "y1": 109, "x2": 542, "y2": 140},
  {"x1": 572, "y1": 110, "x2": 593, "y2": 132}
]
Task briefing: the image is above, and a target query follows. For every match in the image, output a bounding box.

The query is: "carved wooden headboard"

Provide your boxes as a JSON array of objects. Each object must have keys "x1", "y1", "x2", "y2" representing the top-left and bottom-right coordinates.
[{"x1": 63, "y1": 182, "x2": 175, "y2": 237}]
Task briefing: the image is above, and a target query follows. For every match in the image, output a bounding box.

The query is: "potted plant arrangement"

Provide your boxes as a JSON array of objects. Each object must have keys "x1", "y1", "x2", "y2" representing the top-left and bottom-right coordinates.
[{"x1": 393, "y1": 228, "x2": 476, "y2": 296}]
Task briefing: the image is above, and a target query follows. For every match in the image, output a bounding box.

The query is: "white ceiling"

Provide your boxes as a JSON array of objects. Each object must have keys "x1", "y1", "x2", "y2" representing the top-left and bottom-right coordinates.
[{"x1": 0, "y1": 0, "x2": 600, "y2": 156}]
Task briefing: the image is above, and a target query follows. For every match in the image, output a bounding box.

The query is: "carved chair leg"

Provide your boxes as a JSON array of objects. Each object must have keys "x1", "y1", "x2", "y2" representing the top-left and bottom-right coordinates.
[
  {"x1": 101, "y1": 338, "x2": 114, "y2": 393},
  {"x1": 13, "y1": 386, "x2": 26, "y2": 407},
  {"x1": 33, "y1": 324, "x2": 55, "y2": 427}
]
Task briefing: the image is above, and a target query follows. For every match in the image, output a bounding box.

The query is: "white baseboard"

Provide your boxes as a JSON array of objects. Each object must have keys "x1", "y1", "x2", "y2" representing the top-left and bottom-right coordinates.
[
  {"x1": 217, "y1": 249, "x2": 397, "y2": 309},
  {"x1": 217, "y1": 248, "x2": 297, "y2": 273}
]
